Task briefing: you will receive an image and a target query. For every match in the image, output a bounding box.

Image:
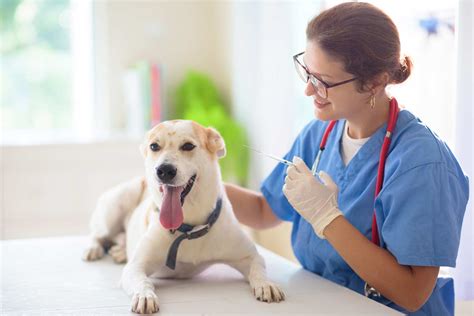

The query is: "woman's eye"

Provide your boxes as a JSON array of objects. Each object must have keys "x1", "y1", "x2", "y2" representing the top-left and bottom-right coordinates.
[
  {"x1": 181, "y1": 142, "x2": 196, "y2": 151},
  {"x1": 150, "y1": 143, "x2": 160, "y2": 152}
]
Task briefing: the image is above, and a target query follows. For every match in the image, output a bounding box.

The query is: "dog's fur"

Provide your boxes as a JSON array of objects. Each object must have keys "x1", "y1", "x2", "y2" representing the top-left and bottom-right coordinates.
[{"x1": 83, "y1": 120, "x2": 284, "y2": 314}]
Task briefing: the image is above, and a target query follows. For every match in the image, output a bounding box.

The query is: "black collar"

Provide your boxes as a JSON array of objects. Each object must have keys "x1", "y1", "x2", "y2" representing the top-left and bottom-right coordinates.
[{"x1": 165, "y1": 197, "x2": 222, "y2": 270}]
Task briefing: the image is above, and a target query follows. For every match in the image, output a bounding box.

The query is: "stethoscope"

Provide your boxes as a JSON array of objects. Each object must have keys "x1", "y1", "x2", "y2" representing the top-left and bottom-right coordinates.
[{"x1": 311, "y1": 97, "x2": 400, "y2": 298}]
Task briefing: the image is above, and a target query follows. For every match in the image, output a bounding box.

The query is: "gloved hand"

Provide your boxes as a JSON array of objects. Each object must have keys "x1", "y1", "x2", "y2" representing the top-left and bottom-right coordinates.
[{"x1": 283, "y1": 156, "x2": 343, "y2": 239}]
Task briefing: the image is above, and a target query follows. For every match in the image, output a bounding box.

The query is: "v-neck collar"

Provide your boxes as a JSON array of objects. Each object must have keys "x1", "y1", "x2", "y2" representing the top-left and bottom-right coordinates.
[
  {"x1": 332, "y1": 118, "x2": 389, "y2": 190},
  {"x1": 309, "y1": 110, "x2": 414, "y2": 191}
]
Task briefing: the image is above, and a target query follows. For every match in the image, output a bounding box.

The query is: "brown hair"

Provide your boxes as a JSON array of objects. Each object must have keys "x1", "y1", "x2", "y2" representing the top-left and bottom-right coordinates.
[{"x1": 306, "y1": 2, "x2": 412, "y2": 91}]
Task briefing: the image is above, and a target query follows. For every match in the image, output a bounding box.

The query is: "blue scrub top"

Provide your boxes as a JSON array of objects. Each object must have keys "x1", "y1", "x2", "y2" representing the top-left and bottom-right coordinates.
[{"x1": 261, "y1": 110, "x2": 469, "y2": 315}]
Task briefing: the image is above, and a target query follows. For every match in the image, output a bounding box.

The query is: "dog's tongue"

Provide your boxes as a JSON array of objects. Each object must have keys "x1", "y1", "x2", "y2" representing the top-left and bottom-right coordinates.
[{"x1": 160, "y1": 186, "x2": 184, "y2": 229}]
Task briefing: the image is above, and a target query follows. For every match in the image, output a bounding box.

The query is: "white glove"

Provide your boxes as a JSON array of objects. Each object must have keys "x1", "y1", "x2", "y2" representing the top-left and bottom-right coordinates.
[{"x1": 283, "y1": 156, "x2": 343, "y2": 239}]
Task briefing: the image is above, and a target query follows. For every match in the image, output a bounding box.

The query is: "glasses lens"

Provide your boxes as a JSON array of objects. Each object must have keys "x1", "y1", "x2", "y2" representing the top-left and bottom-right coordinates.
[
  {"x1": 309, "y1": 76, "x2": 328, "y2": 99},
  {"x1": 294, "y1": 58, "x2": 308, "y2": 83}
]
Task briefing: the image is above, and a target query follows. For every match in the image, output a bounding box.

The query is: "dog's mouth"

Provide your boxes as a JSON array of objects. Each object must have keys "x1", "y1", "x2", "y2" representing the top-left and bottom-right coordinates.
[
  {"x1": 159, "y1": 174, "x2": 197, "y2": 230},
  {"x1": 180, "y1": 174, "x2": 196, "y2": 205}
]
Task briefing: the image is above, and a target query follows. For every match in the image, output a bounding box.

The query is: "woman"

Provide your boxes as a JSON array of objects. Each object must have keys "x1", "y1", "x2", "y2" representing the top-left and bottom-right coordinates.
[{"x1": 225, "y1": 2, "x2": 469, "y2": 315}]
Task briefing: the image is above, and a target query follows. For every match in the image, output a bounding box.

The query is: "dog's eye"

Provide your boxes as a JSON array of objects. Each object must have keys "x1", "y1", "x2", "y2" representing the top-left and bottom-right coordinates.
[
  {"x1": 150, "y1": 143, "x2": 161, "y2": 152},
  {"x1": 181, "y1": 142, "x2": 196, "y2": 151}
]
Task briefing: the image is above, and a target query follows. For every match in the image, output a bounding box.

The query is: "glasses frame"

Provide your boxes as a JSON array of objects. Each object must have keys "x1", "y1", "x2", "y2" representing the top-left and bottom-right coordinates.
[{"x1": 293, "y1": 51, "x2": 358, "y2": 99}]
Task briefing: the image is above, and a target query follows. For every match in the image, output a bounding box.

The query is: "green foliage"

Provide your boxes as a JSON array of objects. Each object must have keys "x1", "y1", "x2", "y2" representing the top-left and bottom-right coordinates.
[
  {"x1": 1, "y1": 0, "x2": 70, "y2": 55},
  {"x1": 175, "y1": 71, "x2": 249, "y2": 186}
]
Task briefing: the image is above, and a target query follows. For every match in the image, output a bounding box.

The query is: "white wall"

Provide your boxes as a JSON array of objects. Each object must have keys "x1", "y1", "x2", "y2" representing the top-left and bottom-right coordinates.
[
  {"x1": 93, "y1": 0, "x2": 233, "y2": 133},
  {"x1": 230, "y1": 1, "x2": 320, "y2": 263}
]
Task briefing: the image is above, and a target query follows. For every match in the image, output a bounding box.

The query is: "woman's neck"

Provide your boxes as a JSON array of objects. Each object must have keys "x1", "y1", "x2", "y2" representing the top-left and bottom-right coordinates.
[{"x1": 346, "y1": 93, "x2": 391, "y2": 139}]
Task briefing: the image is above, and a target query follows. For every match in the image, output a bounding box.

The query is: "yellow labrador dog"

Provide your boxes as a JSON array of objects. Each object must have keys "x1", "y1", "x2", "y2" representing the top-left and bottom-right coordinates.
[{"x1": 82, "y1": 120, "x2": 284, "y2": 314}]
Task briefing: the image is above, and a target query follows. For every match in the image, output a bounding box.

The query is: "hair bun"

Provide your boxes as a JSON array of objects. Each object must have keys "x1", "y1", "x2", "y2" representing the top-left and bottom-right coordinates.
[{"x1": 392, "y1": 55, "x2": 412, "y2": 84}]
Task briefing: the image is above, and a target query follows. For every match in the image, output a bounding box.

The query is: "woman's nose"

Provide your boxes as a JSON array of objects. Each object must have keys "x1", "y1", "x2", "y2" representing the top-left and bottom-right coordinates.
[{"x1": 304, "y1": 81, "x2": 315, "y2": 96}]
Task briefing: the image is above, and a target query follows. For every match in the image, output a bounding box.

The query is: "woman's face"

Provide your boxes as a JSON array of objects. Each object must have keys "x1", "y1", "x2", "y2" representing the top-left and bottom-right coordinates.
[{"x1": 303, "y1": 41, "x2": 369, "y2": 121}]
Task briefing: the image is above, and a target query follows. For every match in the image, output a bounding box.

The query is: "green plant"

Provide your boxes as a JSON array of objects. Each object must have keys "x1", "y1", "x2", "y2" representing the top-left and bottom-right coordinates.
[{"x1": 174, "y1": 71, "x2": 249, "y2": 186}]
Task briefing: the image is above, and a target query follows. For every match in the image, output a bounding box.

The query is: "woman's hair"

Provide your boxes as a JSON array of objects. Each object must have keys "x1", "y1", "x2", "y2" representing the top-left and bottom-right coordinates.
[{"x1": 306, "y1": 2, "x2": 412, "y2": 91}]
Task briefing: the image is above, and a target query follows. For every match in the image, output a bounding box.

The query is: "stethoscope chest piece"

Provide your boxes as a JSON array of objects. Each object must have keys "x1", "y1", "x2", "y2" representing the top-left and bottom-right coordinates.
[{"x1": 364, "y1": 282, "x2": 382, "y2": 298}]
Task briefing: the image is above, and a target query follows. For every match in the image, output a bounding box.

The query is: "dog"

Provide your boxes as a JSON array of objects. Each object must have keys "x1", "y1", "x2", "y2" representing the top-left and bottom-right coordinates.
[{"x1": 82, "y1": 120, "x2": 285, "y2": 314}]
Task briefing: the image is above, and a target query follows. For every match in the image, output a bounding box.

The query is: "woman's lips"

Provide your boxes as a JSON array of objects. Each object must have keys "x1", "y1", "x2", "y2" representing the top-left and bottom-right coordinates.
[{"x1": 314, "y1": 99, "x2": 331, "y2": 109}]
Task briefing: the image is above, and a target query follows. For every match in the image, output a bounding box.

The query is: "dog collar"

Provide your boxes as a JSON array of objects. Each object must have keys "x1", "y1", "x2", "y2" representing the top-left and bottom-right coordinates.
[{"x1": 165, "y1": 197, "x2": 222, "y2": 270}]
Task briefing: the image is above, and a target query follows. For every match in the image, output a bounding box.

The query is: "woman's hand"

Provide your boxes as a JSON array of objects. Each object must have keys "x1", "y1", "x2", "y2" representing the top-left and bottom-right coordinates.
[{"x1": 283, "y1": 156, "x2": 343, "y2": 238}]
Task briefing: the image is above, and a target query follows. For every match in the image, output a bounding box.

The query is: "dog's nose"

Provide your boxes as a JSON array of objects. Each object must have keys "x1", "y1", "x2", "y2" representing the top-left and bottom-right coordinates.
[{"x1": 157, "y1": 164, "x2": 177, "y2": 182}]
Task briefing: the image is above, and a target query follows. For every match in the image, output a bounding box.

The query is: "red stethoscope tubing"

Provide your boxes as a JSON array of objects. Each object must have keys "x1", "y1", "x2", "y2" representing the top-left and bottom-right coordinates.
[{"x1": 317, "y1": 98, "x2": 400, "y2": 246}]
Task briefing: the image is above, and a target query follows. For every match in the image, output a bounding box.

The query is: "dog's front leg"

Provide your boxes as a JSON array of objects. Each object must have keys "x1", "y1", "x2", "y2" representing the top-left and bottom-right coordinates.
[
  {"x1": 229, "y1": 253, "x2": 285, "y2": 303},
  {"x1": 83, "y1": 177, "x2": 145, "y2": 262},
  {"x1": 121, "y1": 263, "x2": 159, "y2": 314}
]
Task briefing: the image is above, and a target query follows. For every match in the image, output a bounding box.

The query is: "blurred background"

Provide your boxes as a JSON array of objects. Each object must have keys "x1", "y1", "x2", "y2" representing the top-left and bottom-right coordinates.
[{"x1": 1, "y1": 0, "x2": 472, "y2": 313}]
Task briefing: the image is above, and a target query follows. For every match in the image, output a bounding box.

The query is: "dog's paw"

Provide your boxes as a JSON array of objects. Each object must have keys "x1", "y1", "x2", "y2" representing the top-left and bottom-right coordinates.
[
  {"x1": 131, "y1": 289, "x2": 159, "y2": 314},
  {"x1": 82, "y1": 245, "x2": 105, "y2": 261},
  {"x1": 252, "y1": 281, "x2": 285, "y2": 303},
  {"x1": 109, "y1": 244, "x2": 127, "y2": 264}
]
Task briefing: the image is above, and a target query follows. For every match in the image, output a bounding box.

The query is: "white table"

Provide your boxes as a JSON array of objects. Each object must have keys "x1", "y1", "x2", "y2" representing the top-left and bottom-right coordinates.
[{"x1": 1, "y1": 236, "x2": 401, "y2": 315}]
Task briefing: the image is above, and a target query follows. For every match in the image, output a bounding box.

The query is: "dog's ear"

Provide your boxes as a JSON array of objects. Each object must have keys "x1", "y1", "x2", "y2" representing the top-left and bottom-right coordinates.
[{"x1": 206, "y1": 127, "x2": 226, "y2": 158}]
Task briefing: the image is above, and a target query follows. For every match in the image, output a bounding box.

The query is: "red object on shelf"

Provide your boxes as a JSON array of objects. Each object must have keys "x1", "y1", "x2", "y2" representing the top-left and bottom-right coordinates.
[{"x1": 150, "y1": 64, "x2": 161, "y2": 126}]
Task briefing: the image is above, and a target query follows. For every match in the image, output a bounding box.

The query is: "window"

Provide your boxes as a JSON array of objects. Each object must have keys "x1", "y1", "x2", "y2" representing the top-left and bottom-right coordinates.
[{"x1": 1, "y1": 0, "x2": 94, "y2": 144}]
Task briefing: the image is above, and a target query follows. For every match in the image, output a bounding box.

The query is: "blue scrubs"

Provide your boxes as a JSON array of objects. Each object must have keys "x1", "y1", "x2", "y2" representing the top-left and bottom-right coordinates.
[{"x1": 261, "y1": 110, "x2": 469, "y2": 315}]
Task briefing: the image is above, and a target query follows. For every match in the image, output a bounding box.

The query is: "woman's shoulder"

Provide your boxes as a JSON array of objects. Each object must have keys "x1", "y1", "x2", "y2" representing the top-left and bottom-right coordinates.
[
  {"x1": 387, "y1": 109, "x2": 466, "y2": 181},
  {"x1": 393, "y1": 110, "x2": 444, "y2": 156}
]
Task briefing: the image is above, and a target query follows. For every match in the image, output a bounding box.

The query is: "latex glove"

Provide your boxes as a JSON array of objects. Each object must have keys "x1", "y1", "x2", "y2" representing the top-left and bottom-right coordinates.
[{"x1": 283, "y1": 156, "x2": 343, "y2": 239}]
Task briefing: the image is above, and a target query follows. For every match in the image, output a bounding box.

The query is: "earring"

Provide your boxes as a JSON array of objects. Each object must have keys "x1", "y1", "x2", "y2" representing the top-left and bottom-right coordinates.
[{"x1": 370, "y1": 94, "x2": 376, "y2": 109}]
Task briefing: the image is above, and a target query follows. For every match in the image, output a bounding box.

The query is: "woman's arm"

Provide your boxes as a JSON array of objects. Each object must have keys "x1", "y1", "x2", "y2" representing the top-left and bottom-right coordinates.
[
  {"x1": 224, "y1": 183, "x2": 282, "y2": 229},
  {"x1": 324, "y1": 216, "x2": 439, "y2": 312}
]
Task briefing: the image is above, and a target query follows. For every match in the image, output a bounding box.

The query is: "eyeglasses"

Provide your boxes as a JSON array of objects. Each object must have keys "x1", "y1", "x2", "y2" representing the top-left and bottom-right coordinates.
[{"x1": 293, "y1": 52, "x2": 358, "y2": 99}]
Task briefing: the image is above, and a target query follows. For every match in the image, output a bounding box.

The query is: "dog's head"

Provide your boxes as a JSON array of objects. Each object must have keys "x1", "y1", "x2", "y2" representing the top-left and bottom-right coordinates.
[{"x1": 140, "y1": 120, "x2": 226, "y2": 230}]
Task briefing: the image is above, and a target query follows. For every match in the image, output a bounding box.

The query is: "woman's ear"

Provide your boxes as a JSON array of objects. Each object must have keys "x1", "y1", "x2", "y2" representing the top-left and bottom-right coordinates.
[
  {"x1": 363, "y1": 72, "x2": 390, "y2": 93},
  {"x1": 372, "y1": 72, "x2": 391, "y2": 93},
  {"x1": 206, "y1": 127, "x2": 226, "y2": 158}
]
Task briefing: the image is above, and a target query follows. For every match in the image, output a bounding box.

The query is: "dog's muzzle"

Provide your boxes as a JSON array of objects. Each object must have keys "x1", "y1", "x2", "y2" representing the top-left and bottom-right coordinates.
[{"x1": 156, "y1": 163, "x2": 177, "y2": 183}]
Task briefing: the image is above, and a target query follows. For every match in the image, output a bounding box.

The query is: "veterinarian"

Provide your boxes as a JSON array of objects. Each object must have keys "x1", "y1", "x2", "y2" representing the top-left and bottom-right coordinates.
[{"x1": 225, "y1": 2, "x2": 469, "y2": 315}]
